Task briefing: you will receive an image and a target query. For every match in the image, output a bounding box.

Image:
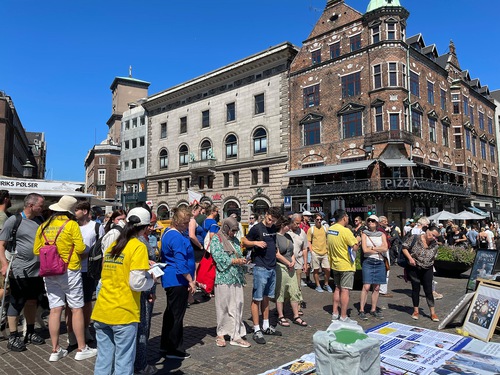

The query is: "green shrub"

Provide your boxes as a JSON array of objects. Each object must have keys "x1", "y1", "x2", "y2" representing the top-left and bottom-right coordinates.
[{"x1": 436, "y1": 245, "x2": 475, "y2": 266}]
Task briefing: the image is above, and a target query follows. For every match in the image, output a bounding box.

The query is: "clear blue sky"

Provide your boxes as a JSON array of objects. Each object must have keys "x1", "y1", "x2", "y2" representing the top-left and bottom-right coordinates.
[{"x1": 2, "y1": 0, "x2": 499, "y2": 182}]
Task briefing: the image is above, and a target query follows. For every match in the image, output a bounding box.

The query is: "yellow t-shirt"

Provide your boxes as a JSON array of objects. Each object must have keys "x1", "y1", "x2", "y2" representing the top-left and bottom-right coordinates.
[
  {"x1": 307, "y1": 225, "x2": 327, "y2": 256},
  {"x1": 91, "y1": 237, "x2": 150, "y2": 325},
  {"x1": 327, "y1": 223, "x2": 358, "y2": 272},
  {"x1": 34, "y1": 215, "x2": 86, "y2": 271}
]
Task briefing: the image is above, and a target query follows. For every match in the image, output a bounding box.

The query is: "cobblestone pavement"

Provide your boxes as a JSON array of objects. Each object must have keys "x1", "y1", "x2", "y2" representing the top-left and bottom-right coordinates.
[{"x1": 0, "y1": 266, "x2": 497, "y2": 374}]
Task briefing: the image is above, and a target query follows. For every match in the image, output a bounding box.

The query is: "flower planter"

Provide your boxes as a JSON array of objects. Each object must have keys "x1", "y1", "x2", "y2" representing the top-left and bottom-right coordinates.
[{"x1": 433, "y1": 260, "x2": 471, "y2": 278}]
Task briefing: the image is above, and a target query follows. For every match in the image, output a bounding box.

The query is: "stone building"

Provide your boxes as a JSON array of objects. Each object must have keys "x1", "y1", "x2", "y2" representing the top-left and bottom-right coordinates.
[
  {"x1": 284, "y1": 0, "x2": 498, "y2": 223},
  {"x1": 143, "y1": 43, "x2": 298, "y2": 220}
]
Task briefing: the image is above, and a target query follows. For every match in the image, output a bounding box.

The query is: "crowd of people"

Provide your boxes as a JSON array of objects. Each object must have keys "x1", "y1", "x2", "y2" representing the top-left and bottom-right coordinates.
[{"x1": 1, "y1": 189, "x2": 500, "y2": 374}]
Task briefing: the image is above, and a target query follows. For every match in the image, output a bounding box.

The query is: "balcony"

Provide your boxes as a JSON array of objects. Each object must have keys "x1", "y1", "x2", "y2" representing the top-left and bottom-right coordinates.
[
  {"x1": 364, "y1": 130, "x2": 415, "y2": 146},
  {"x1": 188, "y1": 159, "x2": 217, "y2": 173}
]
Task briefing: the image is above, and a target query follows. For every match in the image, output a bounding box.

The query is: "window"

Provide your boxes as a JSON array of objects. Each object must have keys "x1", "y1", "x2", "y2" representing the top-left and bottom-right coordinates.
[
  {"x1": 98, "y1": 169, "x2": 106, "y2": 185},
  {"x1": 371, "y1": 25, "x2": 380, "y2": 43},
  {"x1": 225, "y1": 134, "x2": 238, "y2": 158},
  {"x1": 411, "y1": 109, "x2": 421, "y2": 137},
  {"x1": 233, "y1": 171, "x2": 239, "y2": 187},
  {"x1": 180, "y1": 117, "x2": 187, "y2": 134},
  {"x1": 202, "y1": 110, "x2": 210, "y2": 128},
  {"x1": 262, "y1": 167, "x2": 270, "y2": 184},
  {"x1": 124, "y1": 121, "x2": 130, "y2": 130},
  {"x1": 389, "y1": 113, "x2": 399, "y2": 130},
  {"x1": 311, "y1": 49, "x2": 321, "y2": 65},
  {"x1": 429, "y1": 118, "x2": 436, "y2": 143},
  {"x1": 123, "y1": 161, "x2": 129, "y2": 170},
  {"x1": 480, "y1": 140, "x2": 487, "y2": 160},
  {"x1": 140, "y1": 136, "x2": 145, "y2": 147},
  {"x1": 140, "y1": 116, "x2": 145, "y2": 126},
  {"x1": 387, "y1": 23, "x2": 396, "y2": 40},
  {"x1": 132, "y1": 118, "x2": 137, "y2": 128},
  {"x1": 184, "y1": 178, "x2": 189, "y2": 191},
  {"x1": 455, "y1": 134, "x2": 462, "y2": 149},
  {"x1": 442, "y1": 123, "x2": 449, "y2": 147},
  {"x1": 375, "y1": 106, "x2": 383, "y2": 132},
  {"x1": 373, "y1": 64, "x2": 382, "y2": 89},
  {"x1": 402, "y1": 63, "x2": 407, "y2": 89},
  {"x1": 410, "y1": 71, "x2": 419, "y2": 96},
  {"x1": 303, "y1": 84, "x2": 320, "y2": 108},
  {"x1": 342, "y1": 112, "x2": 363, "y2": 138},
  {"x1": 303, "y1": 121, "x2": 321, "y2": 145},
  {"x1": 124, "y1": 140, "x2": 130, "y2": 150},
  {"x1": 479, "y1": 112, "x2": 484, "y2": 130},
  {"x1": 160, "y1": 149, "x2": 168, "y2": 169},
  {"x1": 131, "y1": 159, "x2": 137, "y2": 169},
  {"x1": 227, "y1": 102, "x2": 236, "y2": 122},
  {"x1": 179, "y1": 145, "x2": 189, "y2": 166},
  {"x1": 470, "y1": 106, "x2": 475, "y2": 126},
  {"x1": 177, "y1": 179, "x2": 182, "y2": 192},
  {"x1": 472, "y1": 136, "x2": 477, "y2": 157},
  {"x1": 350, "y1": 34, "x2": 361, "y2": 52},
  {"x1": 251, "y1": 169, "x2": 258, "y2": 185},
  {"x1": 482, "y1": 174, "x2": 488, "y2": 195},
  {"x1": 463, "y1": 97, "x2": 469, "y2": 116},
  {"x1": 132, "y1": 138, "x2": 137, "y2": 148},
  {"x1": 490, "y1": 144, "x2": 495, "y2": 163},
  {"x1": 199, "y1": 176, "x2": 205, "y2": 190},
  {"x1": 452, "y1": 93, "x2": 460, "y2": 114},
  {"x1": 99, "y1": 157, "x2": 106, "y2": 165},
  {"x1": 388, "y1": 63, "x2": 398, "y2": 86},
  {"x1": 341, "y1": 72, "x2": 361, "y2": 98},
  {"x1": 117, "y1": 170, "x2": 120, "y2": 182},
  {"x1": 427, "y1": 81, "x2": 434, "y2": 105},
  {"x1": 254, "y1": 93, "x2": 265, "y2": 114},
  {"x1": 465, "y1": 129, "x2": 471, "y2": 150},
  {"x1": 330, "y1": 42, "x2": 340, "y2": 59},
  {"x1": 158, "y1": 182, "x2": 163, "y2": 194},
  {"x1": 440, "y1": 89, "x2": 446, "y2": 111},
  {"x1": 160, "y1": 123, "x2": 167, "y2": 139},
  {"x1": 223, "y1": 173, "x2": 229, "y2": 188},
  {"x1": 139, "y1": 157, "x2": 144, "y2": 168},
  {"x1": 253, "y1": 128, "x2": 267, "y2": 154},
  {"x1": 488, "y1": 117, "x2": 493, "y2": 133},
  {"x1": 200, "y1": 140, "x2": 212, "y2": 160},
  {"x1": 207, "y1": 175, "x2": 214, "y2": 189}
]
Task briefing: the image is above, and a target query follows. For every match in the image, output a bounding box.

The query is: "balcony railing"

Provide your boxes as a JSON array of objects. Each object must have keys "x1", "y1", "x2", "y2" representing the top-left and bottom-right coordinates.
[
  {"x1": 364, "y1": 130, "x2": 415, "y2": 146},
  {"x1": 283, "y1": 177, "x2": 470, "y2": 197},
  {"x1": 188, "y1": 159, "x2": 217, "y2": 172}
]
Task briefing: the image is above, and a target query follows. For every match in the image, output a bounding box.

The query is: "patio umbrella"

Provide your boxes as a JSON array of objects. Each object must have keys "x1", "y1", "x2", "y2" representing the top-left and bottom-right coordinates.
[
  {"x1": 427, "y1": 210, "x2": 458, "y2": 222},
  {"x1": 455, "y1": 210, "x2": 486, "y2": 220}
]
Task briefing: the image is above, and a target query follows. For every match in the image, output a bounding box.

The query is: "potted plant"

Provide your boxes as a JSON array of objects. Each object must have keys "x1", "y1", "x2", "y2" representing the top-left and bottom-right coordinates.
[{"x1": 433, "y1": 245, "x2": 476, "y2": 278}]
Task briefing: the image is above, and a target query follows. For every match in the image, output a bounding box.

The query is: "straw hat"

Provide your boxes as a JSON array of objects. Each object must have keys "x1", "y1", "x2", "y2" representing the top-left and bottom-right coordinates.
[{"x1": 49, "y1": 195, "x2": 77, "y2": 215}]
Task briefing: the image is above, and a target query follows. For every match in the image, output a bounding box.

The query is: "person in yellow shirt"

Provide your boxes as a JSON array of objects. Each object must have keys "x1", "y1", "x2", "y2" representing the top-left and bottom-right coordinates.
[
  {"x1": 92, "y1": 207, "x2": 155, "y2": 375},
  {"x1": 33, "y1": 195, "x2": 95, "y2": 362},
  {"x1": 307, "y1": 214, "x2": 332, "y2": 293},
  {"x1": 326, "y1": 209, "x2": 360, "y2": 324}
]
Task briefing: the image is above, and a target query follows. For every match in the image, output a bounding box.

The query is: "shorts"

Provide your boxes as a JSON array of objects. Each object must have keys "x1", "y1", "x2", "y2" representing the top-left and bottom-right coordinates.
[
  {"x1": 44, "y1": 269, "x2": 84, "y2": 309},
  {"x1": 81, "y1": 272, "x2": 95, "y2": 303},
  {"x1": 252, "y1": 266, "x2": 276, "y2": 301},
  {"x1": 332, "y1": 270, "x2": 355, "y2": 290},
  {"x1": 311, "y1": 252, "x2": 330, "y2": 270},
  {"x1": 7, "y1": 277, "x2": 45, "y2": 316},
  {"x1": 361, "y1": 257, "x2": 387, "y2": 285}
]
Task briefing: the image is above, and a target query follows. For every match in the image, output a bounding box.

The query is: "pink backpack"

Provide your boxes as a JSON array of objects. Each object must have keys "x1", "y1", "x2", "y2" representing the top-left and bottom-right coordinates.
[{"x1": 39, "y1": 220, "x2": 74, "y2": 277}]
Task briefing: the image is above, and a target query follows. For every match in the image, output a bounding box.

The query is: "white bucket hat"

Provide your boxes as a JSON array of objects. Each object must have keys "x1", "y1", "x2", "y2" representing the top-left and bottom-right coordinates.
[
  {"x1": 49, "y1": 195, "x2": 77, "y2": 215},
  {"x1": 126, "y1": 207, "x2": 151, "y2": 226}
]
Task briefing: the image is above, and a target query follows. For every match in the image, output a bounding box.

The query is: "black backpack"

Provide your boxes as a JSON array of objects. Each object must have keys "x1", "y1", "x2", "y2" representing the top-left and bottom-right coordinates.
[{"x1": 87, "y1": 223, "x2": 107, "y2": 281}]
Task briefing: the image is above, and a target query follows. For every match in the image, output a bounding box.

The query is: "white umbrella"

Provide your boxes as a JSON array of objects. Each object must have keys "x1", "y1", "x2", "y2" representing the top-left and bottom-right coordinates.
[
  {"x1": 427, "y1": 210, "x2": 458, "y2": 222},
  {"x1": 455, "y1": 210, "x2": 486, "y2": 220}
]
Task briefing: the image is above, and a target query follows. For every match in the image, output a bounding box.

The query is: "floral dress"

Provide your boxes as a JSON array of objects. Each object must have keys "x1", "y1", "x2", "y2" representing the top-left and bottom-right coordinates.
[{"x1": 210, "y1": 234, "x2": 246, "y2": 286}]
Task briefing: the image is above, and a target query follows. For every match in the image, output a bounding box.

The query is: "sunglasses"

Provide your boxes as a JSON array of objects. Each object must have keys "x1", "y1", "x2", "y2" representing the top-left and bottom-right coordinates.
[{"x1": 367, "y1": 219, "x2": 377, "y2": 223}]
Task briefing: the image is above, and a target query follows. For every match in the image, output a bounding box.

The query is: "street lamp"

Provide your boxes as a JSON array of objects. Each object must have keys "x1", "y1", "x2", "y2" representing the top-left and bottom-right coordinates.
[
  {"x1": 303, "y1": 179, "x2": 314, "y2": 212},
  {"x1": 22, "y1": 159, "x2": 35, "y2": 178}
]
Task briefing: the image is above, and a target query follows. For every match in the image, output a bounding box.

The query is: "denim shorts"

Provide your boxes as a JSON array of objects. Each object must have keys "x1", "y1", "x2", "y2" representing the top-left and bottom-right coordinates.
[
  {"x1": 361, "y1": 257, "x2": 387, "y2": 285},
  {"x1": 252, "y1": 266, "x2": 276, "y2": 301}
]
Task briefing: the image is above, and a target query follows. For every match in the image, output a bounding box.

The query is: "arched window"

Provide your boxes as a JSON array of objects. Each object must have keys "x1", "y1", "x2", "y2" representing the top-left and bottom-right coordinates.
[
  {"x1": 253, "y1": 128, "x2": 267, "y2": 154},
  {"x1": 179, "y1": 145, "x2": 189, "y2": 166},
  {"x1": 159, "y1": 149, "x2": 168, "y2": 169},
  {"x1": 200, "y1": 140, "x2": 212, "y2": 160},
  {"x1": 225, "y1": 134, "x2": 238, "y2": 159}
]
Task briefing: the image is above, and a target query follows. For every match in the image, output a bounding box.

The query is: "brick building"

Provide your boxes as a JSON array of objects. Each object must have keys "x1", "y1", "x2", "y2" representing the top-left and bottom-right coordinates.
[{"x1": 284, "y1": 0, "x2": 498, "y2": 223}]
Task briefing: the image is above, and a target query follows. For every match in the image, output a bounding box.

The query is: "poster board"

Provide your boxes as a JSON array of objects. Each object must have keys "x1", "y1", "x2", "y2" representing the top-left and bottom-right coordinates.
[
  {"x1": 438, "y1": 292, "x2": 475, "y2": 330},
  {"x1": 466, "y1": 250, "x2": 499, "y2": 293},
  {"x1": 463, "y1": 282, "x2": 500, "y2": 342}
]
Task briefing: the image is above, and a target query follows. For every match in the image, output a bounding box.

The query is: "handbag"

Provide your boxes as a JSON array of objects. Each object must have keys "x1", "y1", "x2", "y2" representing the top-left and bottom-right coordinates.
[
  {"x1": 39, "y1": 220, "x2": 73, "y2": 277},
  {"x1": 196, "y1": 251, "x2": 216, "y2": 294}
]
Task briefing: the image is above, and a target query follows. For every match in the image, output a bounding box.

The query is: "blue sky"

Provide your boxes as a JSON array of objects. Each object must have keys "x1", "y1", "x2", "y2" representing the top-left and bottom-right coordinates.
[{"x1": 2, "y1": 0, "x2": 499, "y2": 182}]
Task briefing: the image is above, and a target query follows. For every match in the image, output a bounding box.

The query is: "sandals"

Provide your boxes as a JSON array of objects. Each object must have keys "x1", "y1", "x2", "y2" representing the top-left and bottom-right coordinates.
[
  {"x1": 298, "y1": 309, "x2": 304, "y2": 316},
  {"x1": 216, "y1": 336, "x2": 226, "y2": 347},
  {"x1": 277, "y1": 316, "x2": 290, "y2": 327},
  {"x1": 293, "y1": 317, "x2": 308, "y2": 327}
]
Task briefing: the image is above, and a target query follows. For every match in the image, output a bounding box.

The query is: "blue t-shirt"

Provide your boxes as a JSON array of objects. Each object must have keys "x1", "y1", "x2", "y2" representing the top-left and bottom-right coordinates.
[
  {"x1": 202, "y1": 218, "x2": 219, "y2": 236},
  {"x1": 246, "y1": 222, "x2": 277, "y2": 270},
  {"x1": 160, "y1": 228, "x2": 195, "y2": 288}
]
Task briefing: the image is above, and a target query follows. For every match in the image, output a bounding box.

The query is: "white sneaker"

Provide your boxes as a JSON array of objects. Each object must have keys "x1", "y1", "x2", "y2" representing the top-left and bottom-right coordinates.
[
  {"x1": 339, "y1": 316, "x2": 358, "y2": 325},
  {"x1": 74, "y1": 345, "x2": 97, "y2": 361},
  {"x1": 49, "y1": 347, "x2": 68, "y2": 362},
  {"x1": 331, "y1": 313, "x2": 339, "y2": 321}
]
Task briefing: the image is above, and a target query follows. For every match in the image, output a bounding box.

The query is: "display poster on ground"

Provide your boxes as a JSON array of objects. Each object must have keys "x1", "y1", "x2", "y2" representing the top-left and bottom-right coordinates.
[{"x1": 259, "y1": 322, "x2": 500, "y2": 375}]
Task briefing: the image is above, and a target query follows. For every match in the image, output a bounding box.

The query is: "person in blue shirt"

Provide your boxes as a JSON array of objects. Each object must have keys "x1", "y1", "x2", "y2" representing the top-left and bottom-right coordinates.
[{"x1": 159, "y1": 207, "x2": 195, "y2": 360}]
